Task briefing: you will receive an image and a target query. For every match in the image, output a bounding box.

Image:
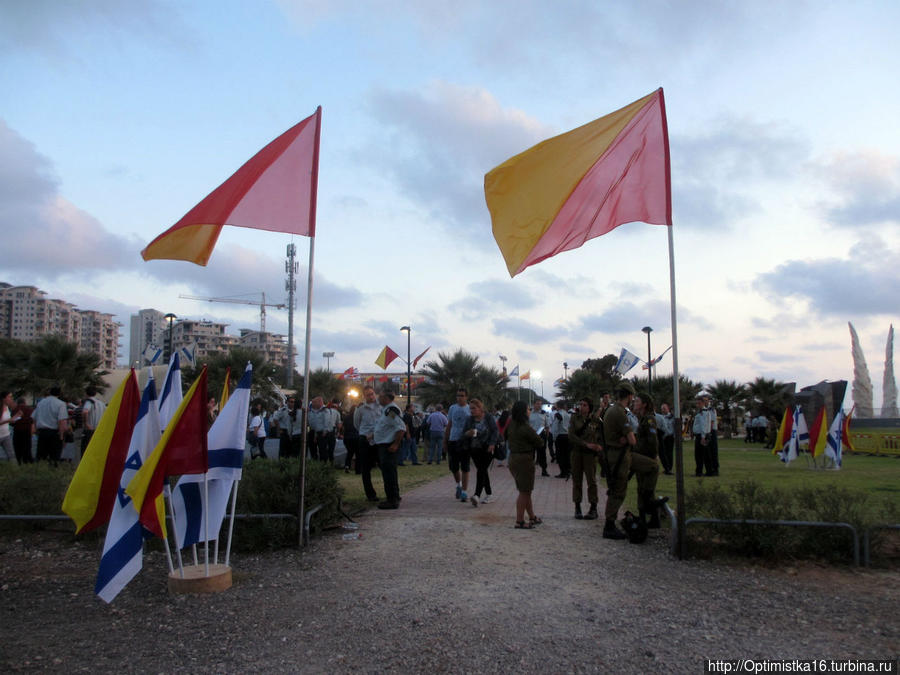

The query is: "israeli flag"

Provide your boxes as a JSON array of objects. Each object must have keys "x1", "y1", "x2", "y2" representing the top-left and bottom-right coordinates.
[
  {"x1": 95, "y1": 370, "x2": 160, "y2": 603},
  {"x1": 179, "y1": 343, "x2": 197, "y2": 368},
  {"x1": 158, "y1": 352, "x2": 182, "y2": 430},
  {"x1": 614, "y1": 348, "x2": 640, "y2": 375},
  {"x1": 825, "y1": 409, "x2": 843, "y2": 469},
  {"x1": 172, "y1": 363, "x2": 252, "y2": 549},
  {"x1": 142, "y1": 344, "x2": 163, "y2": 365},
  {"x1": 509, "y1": 364, "x2": 519, "y2": 377}
]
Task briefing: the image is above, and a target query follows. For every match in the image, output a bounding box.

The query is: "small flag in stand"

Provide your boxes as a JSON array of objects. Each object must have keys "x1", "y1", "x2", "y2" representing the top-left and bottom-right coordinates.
[
  {"x1": 126, "y1": 367, "x2": 209, "y2": 539},
  {"x1": 62, "y1": 371, "x2": 141, "y2": 534}
]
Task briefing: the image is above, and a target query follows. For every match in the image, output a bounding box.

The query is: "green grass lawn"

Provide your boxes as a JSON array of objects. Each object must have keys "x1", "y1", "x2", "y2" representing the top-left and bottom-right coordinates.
[
  {"x1": 655, "y1": 438, "x2": 900, "y2": 519},
  {"x1": 337, "y1": 448, "x2": 448, "y2": 512}
]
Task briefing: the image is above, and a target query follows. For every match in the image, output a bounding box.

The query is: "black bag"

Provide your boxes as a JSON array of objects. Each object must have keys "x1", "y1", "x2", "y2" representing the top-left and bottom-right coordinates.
[
  {"x1": 494, "y1": 442, "x2": 507, "y2": 461},
  {"x1": 622, "y1": 511, "x2": 648, "y2": 544}
]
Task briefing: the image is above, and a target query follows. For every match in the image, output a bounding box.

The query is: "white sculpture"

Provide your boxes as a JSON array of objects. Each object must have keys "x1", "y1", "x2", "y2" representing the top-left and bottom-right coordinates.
[
  {"x1": 848, "y1": 322, "x2": 874, "y2": 418},
  {"x1": 884, "y1": 324, "x2": 899, "y2": 418}
]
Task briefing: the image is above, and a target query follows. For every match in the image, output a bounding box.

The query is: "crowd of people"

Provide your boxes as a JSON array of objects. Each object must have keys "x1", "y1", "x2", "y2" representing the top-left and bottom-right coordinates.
[{"x1": 0, "y1": 386, "x2": 104, "y2": 464}]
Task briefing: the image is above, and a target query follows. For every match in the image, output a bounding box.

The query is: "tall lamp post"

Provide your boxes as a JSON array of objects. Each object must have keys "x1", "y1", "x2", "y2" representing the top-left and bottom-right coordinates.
[
  {"x1": 499, "y1": 354, "x2": 508, "y2": 376},
  {"x1": 164, "y1": 313, "x2": 177, "y2": 363},
  {"x1": 533, "y1": 370, "x2": 542, "y2": 405},
  {"x1": 642, "y1": 326, "x2": 653, "y2": 395},
  {"x1": 563, "y1": 362, "x2": 568, "y2": 380},
  {"x1": 322, "y1": 351, "x2": 334, "y2": 371},
  {"x1": 400, "y1": 325, "x2": 411, "y2": 405}
]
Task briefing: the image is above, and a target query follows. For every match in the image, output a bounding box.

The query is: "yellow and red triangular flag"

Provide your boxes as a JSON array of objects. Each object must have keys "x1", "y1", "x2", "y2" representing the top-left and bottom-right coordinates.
[
  {"x1": 127, "y1": 367, "x2": 209, "y2": 538},
  {"x1": 375, "y1": 346, "x2": 400, "y2": 370},
  {"x1": 809, "y1": 406, "x2": 828, "y2": 458},
  {"x1": 142, "y1": 108, "x2": 322, "y2": 266},
  {"x1": 485, "y1": 89, "x2": 671, "y2": 277}
]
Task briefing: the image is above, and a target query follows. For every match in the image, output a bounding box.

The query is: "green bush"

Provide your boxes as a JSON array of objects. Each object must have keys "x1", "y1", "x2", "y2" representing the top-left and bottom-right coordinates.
[
  {"x1": 0, "y1": 462, "x2": 75, "y2": 532},
  {"x1": 0, "y1": 458, "x2": 343, "y2": 551},
  {"x1": 686, "y1": 478, "x2": 894, "y2": 563},
  {"x1": 231, "y1": 458, "x2": 343, "y2": 551}
]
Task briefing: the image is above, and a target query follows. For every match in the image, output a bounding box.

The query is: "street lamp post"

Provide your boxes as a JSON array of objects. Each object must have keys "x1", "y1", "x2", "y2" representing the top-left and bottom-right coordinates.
[
  {"x1": 563, "y1": 362, "x2": 568, "y2": 380},
  {"x1": 499, "y1": 354, "x2": 508, "y2": 376},
  {"x1": 164, "y1": 313, "x2": 176, "y2": 363},
  {"x1": 323, "y1": 351, "x2": 334, "y2": 371},
  {"x1": 400, "y1": 325, "x2": 411, "y2": 405},
  {"x1": 642, "y1": 326, "x2": 653, "y2": 395}
]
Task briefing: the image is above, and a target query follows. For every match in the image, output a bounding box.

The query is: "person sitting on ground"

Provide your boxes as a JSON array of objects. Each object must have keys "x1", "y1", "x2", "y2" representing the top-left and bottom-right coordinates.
[{"x1": 506, "y1": 401, "x2": 545, "y2": 529}]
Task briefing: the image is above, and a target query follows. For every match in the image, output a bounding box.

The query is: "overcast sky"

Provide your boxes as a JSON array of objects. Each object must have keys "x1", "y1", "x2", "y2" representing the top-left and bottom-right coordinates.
[{"x1": 1, "y1": 0, "x2": 898, "y2": 407}]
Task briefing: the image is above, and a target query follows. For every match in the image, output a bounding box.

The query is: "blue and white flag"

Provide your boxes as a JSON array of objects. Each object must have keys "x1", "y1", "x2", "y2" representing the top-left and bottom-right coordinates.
[
  {"x1": 825, "y1": 409, "x2": 843, "y2": 469},
  {"x1": 614, "y1": 348, "x2": 640, "y2": 375},
  {"x1": 142, "y1": 344, "x2": 163, "y2": 365},
  {"x1": 158, "y1": 352, "x2": 182, "y2": 430},
  {"x1": 784, "y1": 405, "x2": 809, "y2": 464},
  {"x1": 95, "y1": 370, "x2": 161, "y2": 603},
  {"x1": 509, "y1": 364, "x2": 519, "y2": 378},
  {"x1": 179, "y1": 343, "x2": 197, "y2": 368},
  {"x1": 172, "y1": 363, "x2": 252, "y2": 549}
]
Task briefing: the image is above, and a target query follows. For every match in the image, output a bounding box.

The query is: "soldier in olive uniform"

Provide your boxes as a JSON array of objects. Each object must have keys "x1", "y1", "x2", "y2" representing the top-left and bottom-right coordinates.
[
  {"x1": 599, "y1": 383, "x2": 637, "y2": 539},
  {"x1": 631, "y1": 392, "x2": 663, "y2": 528},
  {"x1": 567, "y1": 397, "x2": 603, "y2": 520}
]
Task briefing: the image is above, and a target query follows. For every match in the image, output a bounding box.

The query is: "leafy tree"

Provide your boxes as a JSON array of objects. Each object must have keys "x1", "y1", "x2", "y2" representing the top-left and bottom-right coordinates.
[
  {"x1": 184, "y1": 347, "x2": 283, "y2": 411},
  {"x1": 416, "y1": 348, "x2": 508, "y2": 410},
  {"x1": 0, "y1": 335, "x2": 107, "y2": 402},
  {"x1": 307, "y1": 367, "x2": 343, "y2": 403},
  {"x1": 644, "y1": 374, "x2": 704, "y2": 414},
  {"x1": 744, "y1": 376, "x2": 793, "y2": 418},
  {"x1": 559, "y1": 369, "x2": 605, "y2": 406},
  {"x1": 707, "y1": 379, "x2": 747, "y2": 438}
]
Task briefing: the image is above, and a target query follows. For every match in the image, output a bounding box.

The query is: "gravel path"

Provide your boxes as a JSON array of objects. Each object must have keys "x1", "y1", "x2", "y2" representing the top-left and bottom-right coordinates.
[{"x1": 1, "y1": 469, "x2": 897, "y2": 673}]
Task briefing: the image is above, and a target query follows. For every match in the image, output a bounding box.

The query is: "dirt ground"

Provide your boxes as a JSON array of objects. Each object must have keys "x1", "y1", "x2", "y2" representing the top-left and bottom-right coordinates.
[{"x1": 1, "y1": 471, "x2": 897, "y2": 673}]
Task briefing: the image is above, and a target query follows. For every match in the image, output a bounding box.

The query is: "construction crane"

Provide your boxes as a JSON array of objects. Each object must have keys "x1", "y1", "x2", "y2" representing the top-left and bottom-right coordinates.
[{"x1": 179, "y1": 292, "x2": 286, "y2": 333}]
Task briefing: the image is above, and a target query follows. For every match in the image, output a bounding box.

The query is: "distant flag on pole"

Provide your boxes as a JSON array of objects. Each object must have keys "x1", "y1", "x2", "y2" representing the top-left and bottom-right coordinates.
[
  {"x1": 220, "y1": 366, "x2": 231, "y2": 410},
  {"x1": 412, "y1": 346, "x2": 431, "y2": 369},
  {"x1": 62, "y1": 370, "x2": 141, "y2": 534},
  {"x1": 509, "y1": 365, "x2": 519, "y2": 378},
  {"x1": 95, "y1": 370, "x2": 161, "y2": 603},
  {"x1": 179, "y1": 343, "x2": 197, "y2": 368},
  {"x1": 374, "y1": 346, "x2": 400, "y2": 370},
  {"x1": 485, "y1": 89, "x2": 671, "y2": 277},
  {"x1": 338, "y1": 366, "x2": 359, "y2": 380},
  {"x1": 172, "y1": 363, "x2": 252, "y2": 549},
  {"x1": 142, "y1": 344, "x2": 163, "y2": 365},
  {"x1": 158, "y1": 352, "x2": 183, "y2": 431},
  {"x1": 642, "y1": 345, "x2": 672, "y2": 370},
  {"x1": 141, "y1": 107, "x2": 322, "y2": 266},
  {"x1": 773, "y1": 407, "x2": 793, "y2": 457},
  {"x1": 842, "y1": 407, "x2": 856, "y2": 454},
  {"x1": 126, "y1": 367, "x2": 209, "y2": 539},
  {"x1": 809, "y1": 407, "x2": 828, "y2": 459},
  {"x1": 520, "y1": 371, "x2": 531, "y2": 381},
  {"x1": 825, "y1": 409, "x2": 845, "y2": 468},
  {"x1": 614, "y1": 348, "x2": 641, "y2": 376},
  {"x1": 554, "y1": 377, "x2": 566, "y2": 388}
]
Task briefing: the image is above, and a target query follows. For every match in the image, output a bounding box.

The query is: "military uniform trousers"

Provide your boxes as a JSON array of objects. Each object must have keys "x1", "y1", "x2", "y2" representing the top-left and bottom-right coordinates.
[{"x1": 570, "y1": 449, "x2": 598, "y2": 506}]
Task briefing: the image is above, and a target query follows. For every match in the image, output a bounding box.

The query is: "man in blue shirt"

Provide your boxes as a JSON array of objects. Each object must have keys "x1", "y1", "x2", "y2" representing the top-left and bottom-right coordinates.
[
  {"x1": 373, "y1": 390, "x2": 407, "y2": 510},
  {"x1": 443, "y1": 388, "x2": 472, "y2": 501}
]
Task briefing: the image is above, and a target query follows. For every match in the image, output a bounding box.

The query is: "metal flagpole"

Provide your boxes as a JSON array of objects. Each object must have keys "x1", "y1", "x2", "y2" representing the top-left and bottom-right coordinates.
[
  {"x1": 164, "y1": 485, "x2": 183, "y2": 576},
  {"x1": 203, "y1": 474, "x2": 210, "y2": 575},
  {"x1": 225, "y1": 479, "x2": 239, "y2": 567},
  {"x1": 298, "y1": 235, "x2": 314, "y2": 547},
  {"x1": 667, "y1": 225, "x2": 686, "y2": 560},
  {"x1": 298, "y1": 106, "x2": 322, "y2": 549}
]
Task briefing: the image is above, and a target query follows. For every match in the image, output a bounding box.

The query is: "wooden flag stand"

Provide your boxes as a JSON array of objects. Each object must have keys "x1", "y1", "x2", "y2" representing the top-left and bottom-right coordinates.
[{"x1": 168, "y1": 564, "x2": 232, "y2": 594}]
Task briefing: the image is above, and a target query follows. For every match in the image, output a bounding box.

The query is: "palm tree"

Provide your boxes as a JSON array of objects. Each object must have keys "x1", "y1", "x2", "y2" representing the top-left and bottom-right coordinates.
[
  {"x1": 184, "y1": 347, "x2": 282, "y2": 410},
  {"x1": 26, "y1": 335, "x2": 107, "y2": 402},
  {"x1": 416, "y1": 348, "x2": 508, "y2": 410},
  {"x1": 647, "y1": 374, "x2": 704, "y2": 414},
  {"x1": 559, "y1": 369, "x2": 605, "y2": 406},
  {"x1": 707, "y1": 379, "x2": 747, "y2": 438},
  {"x1": 744, "y1": 376, "x2": 794, "y2": 418}
]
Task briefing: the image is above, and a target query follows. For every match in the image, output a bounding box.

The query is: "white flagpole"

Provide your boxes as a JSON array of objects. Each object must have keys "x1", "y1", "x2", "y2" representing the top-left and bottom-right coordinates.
[
  {"x1": 164, "y1": 485, "x2": 183, "y2": 576},
  {"x1": 299, "y1": 234, "x2": 315, "y2": 547},
  {"x1": 298, "y1": 106, "x2": 321, "y2": 549},
  {"x1": 203, "y1": 473, "x2": 210, "y2": 575},
  {"x1": 667, "y1": 225, "x2": 686, "y2": 560},
  {"x1": 225, "y1": 478, "x2": 239, "y2": 567}
]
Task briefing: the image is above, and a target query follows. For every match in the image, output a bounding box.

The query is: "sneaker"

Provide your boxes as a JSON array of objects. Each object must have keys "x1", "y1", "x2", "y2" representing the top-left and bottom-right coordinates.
[
  {"x1": 455, "y1": 485, "x2": 462, "y2": 500},
  {"x1": 470, "y1": 494, "x2": 479, "y2": 507},
  {"x1": 460, "y1": 490, "x2": 468, "y2": 502},
  {"x1": 377, "y1": 500, "x2": 399, "y2": 510},
  {"x1": 480, "y1": 495, "x2": 492, "y2": 504}
]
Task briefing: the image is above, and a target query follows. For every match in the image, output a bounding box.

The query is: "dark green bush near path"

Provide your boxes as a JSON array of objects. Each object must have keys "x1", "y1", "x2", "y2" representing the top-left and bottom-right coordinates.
[
  {"x1": 0, "y1": 458, "x2": 343, "y2": 552},
  {"x1": 235, "y1": 458, "x2": 343, "y2": 551},
  {"x1": 686, "y1": 478, "x2": 900, "y2": 563}
]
